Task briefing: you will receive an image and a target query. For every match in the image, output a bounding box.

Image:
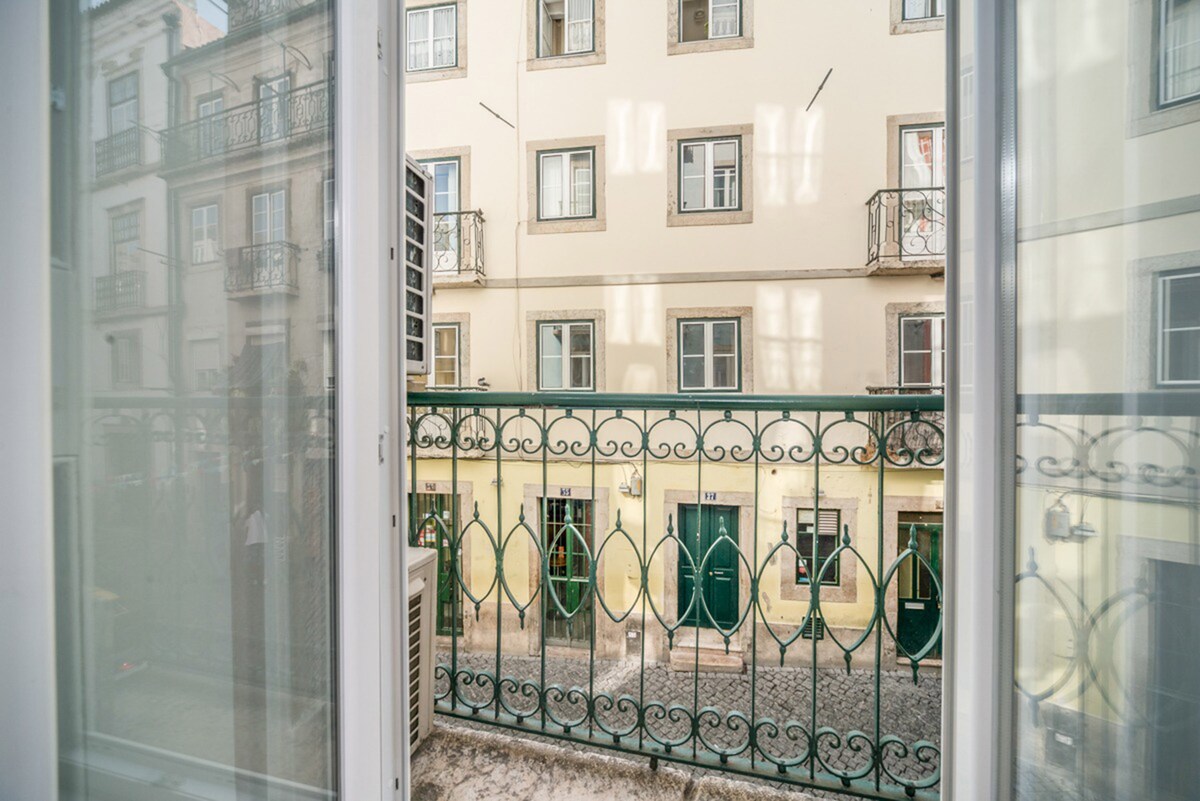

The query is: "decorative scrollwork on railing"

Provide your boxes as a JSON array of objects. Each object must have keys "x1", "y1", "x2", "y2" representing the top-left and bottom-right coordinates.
[
  {"x1": 407, "y1": 392, "x2": 945, "y2": 801},
  {"x1": 162, "y1": 80, "x2": 332, "y2": 168},
  {"x1": 226, "y1": 242, "x2": 300, "y2": 293},
  {"x1": 95, "y1": 128, "x2": 142, "y2": 177},
  {"x1": 866, "y1": 188, "x2": 946, "y2": 266},
  {"x1": 431, "y1": 210, "x2": 486, "y2": 277},
  {"x1": 94, "y1": 270, "x2": 147, "y2": 313}
]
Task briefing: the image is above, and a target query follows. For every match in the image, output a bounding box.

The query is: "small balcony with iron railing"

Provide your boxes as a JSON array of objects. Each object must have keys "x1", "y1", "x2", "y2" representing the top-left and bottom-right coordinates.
[
  {"x1": 227, "y1": 0, "x2": 320, "y2": 30},
  {"x1": 866, "y1": 188, "x2": 946, "y2": 276},
  {"x1": 225, "y1": 242, "x2": 300, "y2": 297},
  {"x1": 161, "y1": 80, "x2": 332, "y2": 170},
  {"x1": 866, "y1": 386, "x2": 946, "y2": 461},
  {"x1": 430, "y1": 210, "x2": 485, "y2": 283},
  {"x1": 94, "y1": 128, "x2": 143, "y2": 178},
  {"x1": 94, "y1": 270, "x2": 147, "y2": 315}
]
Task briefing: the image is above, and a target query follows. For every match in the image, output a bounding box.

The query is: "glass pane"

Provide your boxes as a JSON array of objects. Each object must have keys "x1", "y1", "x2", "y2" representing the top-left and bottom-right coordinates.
[
  {"x1": 51, "y1": 0, "x2": 338, "y2": 797},
  {"x1": 901, "y1": 127, "x2": 944, "y2": 189},
  {"x1": 541, "y1": 325, "x2": 564, "y2": 388},
  {"x1": 681, "y1": 355, "x2": 705, "y2": 389},
  {"x1": 1163, "y1": 0, "x2": 1200, "y2": 104},
  {"x1": 540, "y1": 154, "x2": 563, "y2": 218},
  {"x1": 680, "y1": 322, "x2": 705, "y2": 356},
  {"x1": 1013, "y1": 2, "x2": 1200, "y2": 799},
  {"x1": 902, "y1": 317, "x2": 933, "y2": 350},
  {"x1": 569, "y1": 324, "x2": 591, "y2": 356},
  {"x1": 713, "y1": 354, "x2": 736, "y2": 388},
  {"x1": 570, "y1": 355, "x2": 591, "y2": 389},
  {"x1": 712, "y1": 321, "x2": 737, "y2": 354},
  {"x1": 569, "y1": 151, "x2": 592, "y2": 216},
  {"x1": 681, "y1": 143, "x2": 705, "y2": 210},
  {"x1": 1166, "y1": 273, "x2": 1200, "y2": 329},
  {"x1": 902, "y1": 353, "x2": 933, "y2": 385},
  {"x1": 710, "y1": 0, "x2": 739, "y2": 38}
]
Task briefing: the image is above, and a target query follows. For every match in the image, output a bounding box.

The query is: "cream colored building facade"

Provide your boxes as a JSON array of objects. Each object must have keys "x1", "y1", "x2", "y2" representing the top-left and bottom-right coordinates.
[{"x1": 405, "y1": 0, "x2": 949, "y2": 667}]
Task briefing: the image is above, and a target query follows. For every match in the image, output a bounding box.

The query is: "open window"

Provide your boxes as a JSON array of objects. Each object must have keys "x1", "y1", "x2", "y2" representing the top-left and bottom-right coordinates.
[{"x1": 537, "y1": 0, "x2": 595, "y2": 57}]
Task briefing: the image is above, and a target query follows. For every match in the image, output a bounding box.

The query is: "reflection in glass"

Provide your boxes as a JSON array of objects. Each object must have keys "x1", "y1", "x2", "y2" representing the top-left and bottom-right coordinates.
[{"x1": 51, "y1": 0, "x2": 338, "y2": 797}]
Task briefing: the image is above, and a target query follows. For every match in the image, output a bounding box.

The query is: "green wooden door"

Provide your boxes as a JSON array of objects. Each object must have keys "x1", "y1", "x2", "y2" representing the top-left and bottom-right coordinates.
[
  {"x1": 410, "y1": 493, "x2": 462, "y2": 636},
  {"x1": 678, "y1": 504, "x2": 739, "y2": 629},
  {"x1": 897, "y1": 520, "x2": 942, "y2": 658},
  {"x1": 544, "y1": 498, "x2": 594, "y2": 646}
]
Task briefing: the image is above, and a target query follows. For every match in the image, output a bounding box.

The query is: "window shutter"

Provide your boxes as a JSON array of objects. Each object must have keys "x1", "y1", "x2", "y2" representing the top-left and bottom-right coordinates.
[
  {"x1": 404, "y1": 156, "x2": 435, "y2": 375},
  {"x1": 816, "y1": 509, "x2": 840, "y2": 538}
]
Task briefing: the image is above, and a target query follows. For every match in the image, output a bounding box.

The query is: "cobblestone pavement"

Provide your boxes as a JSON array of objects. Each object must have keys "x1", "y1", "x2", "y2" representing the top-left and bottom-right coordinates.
[{"x1": 435, "y1": 651, "x2": 942, "y2": 799}]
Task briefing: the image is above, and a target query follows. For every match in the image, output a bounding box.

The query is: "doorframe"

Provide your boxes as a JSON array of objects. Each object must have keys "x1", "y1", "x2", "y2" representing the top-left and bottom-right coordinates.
[
  {"x1": 411, "y1": 480, "x2": 475, "y2": 642},
  {"x1": 661, "y1": 489, "x2": 755, "y2": 651},
  {"x1": 884, "y1": 495, "x2": 945, "y2": 665}
]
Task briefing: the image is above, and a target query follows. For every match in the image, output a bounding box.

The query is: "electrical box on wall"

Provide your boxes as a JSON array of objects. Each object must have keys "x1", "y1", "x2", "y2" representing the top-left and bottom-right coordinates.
[{"x1": 403, "y1": 155, "x2": 434, "y2": 375}]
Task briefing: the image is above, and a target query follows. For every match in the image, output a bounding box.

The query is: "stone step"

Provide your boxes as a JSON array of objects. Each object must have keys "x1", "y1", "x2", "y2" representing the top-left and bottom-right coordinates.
[{"x1": 668, "y1": 645, "x2": 746, "y2": 674}]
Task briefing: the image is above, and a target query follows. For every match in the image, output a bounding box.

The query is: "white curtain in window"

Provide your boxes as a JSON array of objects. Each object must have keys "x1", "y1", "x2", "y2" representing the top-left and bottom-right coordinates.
[
  {"x1": 541, "y1": 155, "x2": 563, "y2": 218},
  {"x1": 569, "y1": 152, "x2": 592, "y2": 217},
  {"x1": 566, "y1": 0, "x2": 593, "y2": 53},
  {"x1": 709, "y1": 0, "x2": 739, "y2": 38},
  {"x1": 432, "y1": 6, "x2": 457, "y2": 68},
  {"x1": 408, "y1": 9, "x2": 431, "y2": 70},
  {"x1": 1164, "y1": 0, "x2": 1200, "y2": 104}
]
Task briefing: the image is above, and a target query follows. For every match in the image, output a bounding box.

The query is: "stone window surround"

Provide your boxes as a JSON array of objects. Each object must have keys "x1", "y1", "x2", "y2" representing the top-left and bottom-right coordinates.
[
  {"x1": 778, "y1": 496, "x2": 859, "y2": 605},
  {"x1": 521, "y1": 483, "x2": 619, "y2": 658},
  {"x1": 526, "y1": 309, "x2": 607, "y2": 392},
  {"x1": 405, "y1": 0, "x2": 469, "y2": 84},
  {"x1": 526, "y1": 0, "x2": 607, "y2": 71},
  {"x1": 659, "y1": 489, "x2": 757, "y2": 653},
  {"x1": 889, "y1": 0, "x2": 945, "y2": 36},
  {"x1": 526, "y1": 136, "x2": 607, "y2": 235},
  {"x1": 665, "y1": 305, "x2": 753, "y2": 393},
  {"x1": 1129, "y1": 0, "x2": 1200, "y2": 137},
  {"x1": 667, "y1": 124, "x2": 754, "y2": 227},
  {"x1": 667, "y1": 0, "x2": 755, "y2": 56},
  {"x1": 885, "y1": 301, "x2": 946, "y2": 387},
  {"x1": 1128, "y1": 249, "x2": 1200, "y2": 390},
  {"x1": 431, "y1": 312, "x2": 471, "y2": 388}
]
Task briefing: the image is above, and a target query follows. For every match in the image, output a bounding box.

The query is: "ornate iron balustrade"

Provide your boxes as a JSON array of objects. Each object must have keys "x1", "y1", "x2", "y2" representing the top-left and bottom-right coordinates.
[
  {"x1": 95, "y1": 128, "x2": 142, "y2": 177},
  {"x1": 162, "y1": 80, "x2": 332, "y2": 168},
  {"x1": 228, "y1": 0, "x2": 310, "y2": 30},
  {"x1": 407, "y1": 391, "x2": 945, "y2": 800},
  {"x1": 431, "y1": 210, "x2": 486, "y2": 277},
  {"x1": 94, "y1": 270, "x2": 147, "y2": 313},
  {"x1": 867, "y1": 386, "x2": 945, "y2": 461},
  {"x1": 866, "y1": 188, "x2": 946, "y2": 266},
  {"x1": 226, "y1": 242, "x2": 300, "y2": 294}
]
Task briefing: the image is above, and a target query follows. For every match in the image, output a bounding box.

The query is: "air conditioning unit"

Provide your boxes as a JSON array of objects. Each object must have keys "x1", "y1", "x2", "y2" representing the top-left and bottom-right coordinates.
[
  {"x1": 406, "y1": 546, "x2": 437, "y2": 752},
  {"x1": 403, "y1": 156, "x2": 434, "y2": 376}
]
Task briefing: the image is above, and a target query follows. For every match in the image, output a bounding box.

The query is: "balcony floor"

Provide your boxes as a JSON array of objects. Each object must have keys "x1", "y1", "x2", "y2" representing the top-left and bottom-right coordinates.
[{"x1": 412, "y1": 719, "x2": 818, "y2": 801}]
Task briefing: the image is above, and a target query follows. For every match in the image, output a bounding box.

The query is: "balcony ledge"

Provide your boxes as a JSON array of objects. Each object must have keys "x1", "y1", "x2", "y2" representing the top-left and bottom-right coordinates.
[
  {"x1": 866, "y1": 256, "x2": 946, "y2": 277},
  {"x1": 225, "y1": 285, "x2": 299, "y2": 301},
  {"x1": 432, "y1": 271, "x2": 485, "y2": 288},
  {"x1": 413, "y1": 720, "x2": 816, "y2": 801}
]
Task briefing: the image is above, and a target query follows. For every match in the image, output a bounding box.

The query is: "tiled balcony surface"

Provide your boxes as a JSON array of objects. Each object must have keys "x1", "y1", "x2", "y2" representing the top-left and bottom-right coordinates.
[{"x1": 413, "y1": 720, "x2": 818, "y2": 801}]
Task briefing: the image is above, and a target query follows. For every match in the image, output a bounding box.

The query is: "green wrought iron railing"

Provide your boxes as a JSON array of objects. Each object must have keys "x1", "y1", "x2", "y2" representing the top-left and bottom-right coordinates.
[{"x1": 407, "y1": 391, "x2": 946, "y2": 800}]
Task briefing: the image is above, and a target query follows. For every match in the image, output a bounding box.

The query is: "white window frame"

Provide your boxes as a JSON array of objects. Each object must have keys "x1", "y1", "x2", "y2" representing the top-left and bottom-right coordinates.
[
  {"x1": 899, "y1": 314, "x2": 946, "y2": 388},
  {"x1": 538, "y1": 149, "x2": 594, "y2": 220},
  {"x1": 1157, "y1": 269, "x2": 1200, "y2": 386},
  {"x1": 430, "y1": 323, "x2": 461, "y2": 388},
  {"x1": 251, "y1": 189, "x2": 286, "y2": 245},
  {"x1": 678, "y1": 138, "x2": 741, "y2": 213},
  {"x1": 110, "y1": 210, "x2": 140, "y2": 273},
  {"x1": 196, "y1": 93, "x2": 224, "y2": 155},
  {"x1": 107, "y1": 72, "x2": 138, "y2": 135},
  {"x1": 678, "y1": 318, "x2": 740, "y2": 392},
  {"x1": 191, "y1": 204, "x2": 218, "y2": 264},
  {"x1": 681, "y1": 0, "x2": 741, "y2": 41},
  {"x1": 1159, "y1": 0, "x2": 1200, "y2": 107},
  {"x1": 420, "y1": 159, "x2": 460, "y2": 271},
  {"x1": 406, "y1": 4, "x2": 458, "y2": 72},
  {"x1": 902, "y1": 0, "x2": 943, "y2": 22},
  {"x1": 538, "y1": 321, "x2": 595, "y2": 391},
  {"x1": 537, "y1": 0, "x2": 595, "y2": 57},
  {"x1": 257, "y1": 74, "x2": 291, "y2": 142}
]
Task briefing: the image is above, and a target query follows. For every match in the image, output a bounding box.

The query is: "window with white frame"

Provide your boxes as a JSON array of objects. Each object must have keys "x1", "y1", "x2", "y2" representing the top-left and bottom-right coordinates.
[
  {"x1": 196, "y1": 93, "x2": 224, "y2": 156},
  {"x1": 1160, "y1": 0, "x2": 1200, "y2": 107},
  {"x1": 899, "y1": 314, "x2": 946, "y2": 387},
  {"x1": 407, "y1": 5, "x2": 458, "y2": 72},
  {"x1": 191, "y1": 339, "x2": 220, "y2": 392},
  {"x1": 679, "y1": 0, "x2": 741, "y2": 42},
  {"x1": 899, "y1": 124, "x2": 947, "y2": 257},
  {"x1": 795, "y1": 509, "x2": 841, "y2": 586},
  {"x1": 902, "y1": 0, "x2": 943, "y2": 22},
  {"x1": 421, "y1": 159, "x2": 460, "y2": 270},
  {"x1": 538, "y1": 149, "x2": 594, "y2": 220},
  {"x1": 679, "y1": 138, "x2": 740, "y2": 212},
  {"x1": 191, "y1": 204, "x2": 218, "y2": 264},
  {"x1": 538, "y1": 0, "x2": 595, "y2": 57},
  {"x1": 539, "y1": 321, "x2": 594, "y2": 391},
  {"x1": 110, "y1": 210, "x2": 140, "y2": 273},
  {"x1": 1158, "y1": 269, "x2": 1200, "y2": 385},
  {"x1": 431, "y1": 324, "x2": 461, "y2": 387},
  {"x1": 678, "y1": 319, "x2": 740, "y2": 391},
  {"x1": 257, "y1": 74, "x2": 291, "y2": 142},
  {"x1": 108, "y1": 72, "x2": 138, "y2": 134},
  {"x1": 111, "y1": 331, "x2": 141, "y2": 387},
  {"x1": 251, "y1": 189, "x2": 286, "y2": 244}
]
